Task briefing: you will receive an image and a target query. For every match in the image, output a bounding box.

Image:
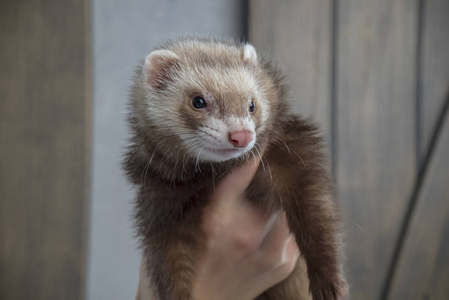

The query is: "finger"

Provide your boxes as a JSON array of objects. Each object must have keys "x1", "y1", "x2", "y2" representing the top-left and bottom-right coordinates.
[
  {"x1": 285, "y1": 235, "x2": 300, "y2": 264},
  {"x1": 277, "y1": 234, "x2": 300, "y2": 279},
  {"x1": 203, "y1": 158, "x2": 260, "y2": 233},
  {"x1": 258, "y1": 212, "x2": 291, "y2": 255},
  {"x1": 248, "y1": 235, "x2": 299, "y2": 298},
  {"x1": 212, "y1": 157, "x2": 260, "y2": 201}
]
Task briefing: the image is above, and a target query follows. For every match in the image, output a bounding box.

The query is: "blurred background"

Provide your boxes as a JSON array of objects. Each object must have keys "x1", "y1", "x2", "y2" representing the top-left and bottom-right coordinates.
[{"x1": 1, "y1": 0, "x2": 448, "y2": 300}]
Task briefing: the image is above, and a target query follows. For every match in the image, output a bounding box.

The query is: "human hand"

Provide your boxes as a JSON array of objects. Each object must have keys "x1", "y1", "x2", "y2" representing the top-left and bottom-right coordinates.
[{"x1": 193, "y1": 158, "x2": 299, "y2": 300}]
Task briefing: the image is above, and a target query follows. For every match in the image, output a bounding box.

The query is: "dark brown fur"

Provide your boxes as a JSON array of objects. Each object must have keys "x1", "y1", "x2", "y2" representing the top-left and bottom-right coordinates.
[{"x1": 124, "y1": 38, "x2": 348, "y2": 300}]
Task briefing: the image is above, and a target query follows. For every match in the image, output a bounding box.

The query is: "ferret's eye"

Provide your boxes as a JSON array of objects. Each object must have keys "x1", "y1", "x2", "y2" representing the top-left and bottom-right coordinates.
[
  {"x1": 191, "y1": 96, "x2": 207, "y2": 109},
  {"x1": 249, "y1": 101, "x2": 256, "y2": 113}
]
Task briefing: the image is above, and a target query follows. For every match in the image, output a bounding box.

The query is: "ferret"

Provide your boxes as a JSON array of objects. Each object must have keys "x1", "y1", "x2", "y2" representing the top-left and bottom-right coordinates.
[{"x1": 124, "y1": 38, "x2": 348, "y2": 300}]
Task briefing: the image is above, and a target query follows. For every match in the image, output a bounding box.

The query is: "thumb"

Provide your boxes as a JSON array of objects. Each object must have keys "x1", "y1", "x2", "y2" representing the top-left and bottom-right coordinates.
[{"x1": 213, "y1": 157, "x2": 260, "y2": 200}]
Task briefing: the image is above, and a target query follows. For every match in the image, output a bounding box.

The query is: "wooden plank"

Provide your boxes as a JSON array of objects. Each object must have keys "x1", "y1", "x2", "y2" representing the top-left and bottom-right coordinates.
[
  {"x1": 0, "y1": 1, "x2": 91, "y2": 300},
  {"x1": 248, "y1": 0, "x2": 333, "y2": 145},
  {"x1": 388, "y1": 1, "x2": 449, "y2": 298},
  {"x1": 335, "y1": 0, "x2": 418, "y2": 299},
  {"x1": 419, "y1": 0, "x2": 449, "y2": 162},
  {"x1": 417, "y1": 1, "x2": 449, "y2": 298},
  {"x1": 427, "y1": 217, "x2": 449, "y2": 300},
  {"x1": 387, "y1": 106, "x2": 449, "y2": 299}
]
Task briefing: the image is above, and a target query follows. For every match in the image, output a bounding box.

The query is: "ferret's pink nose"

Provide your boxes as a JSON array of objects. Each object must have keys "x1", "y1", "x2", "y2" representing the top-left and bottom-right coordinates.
[{"x1": 228, "y1": 130, "x2": 253, "y2": 148}]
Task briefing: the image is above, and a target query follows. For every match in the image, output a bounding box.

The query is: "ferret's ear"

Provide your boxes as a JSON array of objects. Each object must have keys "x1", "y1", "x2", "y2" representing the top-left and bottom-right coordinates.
[
  {"x1": 144, "y1": 50, "x2": 180, "y2": 90},
  {"x1": 242, "y1": 44, "x2": 258, "y2": 65}
]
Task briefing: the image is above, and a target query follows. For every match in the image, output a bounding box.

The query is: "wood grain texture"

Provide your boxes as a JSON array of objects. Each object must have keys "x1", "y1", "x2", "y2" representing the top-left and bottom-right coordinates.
[
  {"x1": 387, "y1": 106, "x2": 449, "y2": 300},
  {"x1": 248, "y1": 0, "x2": 333, "y2": 144},
  {"x1": 419, "y1": 0, "x2": 449, "y2": 162},
  {"x1": 335, "y1": 0, "x2": 418, "y2": 299},
  {"x1": 0, "y1": 1, "x2": 91, "y2": 300},
  {"x1": 427, "y1": 219, "x2": 449, "y2": 299},
  {"x1": 388, "y1": 1, "x2": 449, "y2": 298}
]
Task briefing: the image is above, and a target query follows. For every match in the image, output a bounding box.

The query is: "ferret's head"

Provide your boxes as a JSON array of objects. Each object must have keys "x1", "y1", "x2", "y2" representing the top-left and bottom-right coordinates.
[{"x1": 134, "y1": 39, "x2": 284, "y2": 164}]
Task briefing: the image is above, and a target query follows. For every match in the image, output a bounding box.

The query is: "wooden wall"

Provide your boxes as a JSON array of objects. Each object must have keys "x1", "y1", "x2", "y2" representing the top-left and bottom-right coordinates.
[
  {"x1": 249, "y1": 0, "x2": 449, "y2": 299},
  {"x1": 1, "y1": 1, "x2": 447, "y2": 299},
  {"x1": 0, "y1": 1, "x2": 91, "y2": 300}
]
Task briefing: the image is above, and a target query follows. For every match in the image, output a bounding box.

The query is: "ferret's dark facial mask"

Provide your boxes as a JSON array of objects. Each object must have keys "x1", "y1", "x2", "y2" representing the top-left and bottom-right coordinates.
[{"x1": 142, "y1": 43, "x2": 270, "y2": 163}]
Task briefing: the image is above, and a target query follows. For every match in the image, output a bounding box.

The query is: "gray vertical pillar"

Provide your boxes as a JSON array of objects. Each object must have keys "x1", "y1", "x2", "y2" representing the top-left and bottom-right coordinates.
[{"x1": 87, "y1": 1, "x2": 247, "y2": 299}]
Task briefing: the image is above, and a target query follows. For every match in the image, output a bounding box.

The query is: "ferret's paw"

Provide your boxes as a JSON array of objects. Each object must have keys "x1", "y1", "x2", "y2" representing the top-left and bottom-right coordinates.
[{"x1": 310, "y1": 276, "x2": 348, "y2": 300}]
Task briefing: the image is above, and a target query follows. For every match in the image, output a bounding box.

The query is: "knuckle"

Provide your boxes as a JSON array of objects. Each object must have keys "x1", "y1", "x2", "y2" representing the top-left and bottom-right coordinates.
[
  {"x1": 275, "y1": 253, "x2": 298, "y2": 280},
  {"x1": 254, "y1": 248, "x2": 287, "y2": 273},
  {"x1": 262, "y1": 242, "x2": 289, "y2": 268}
]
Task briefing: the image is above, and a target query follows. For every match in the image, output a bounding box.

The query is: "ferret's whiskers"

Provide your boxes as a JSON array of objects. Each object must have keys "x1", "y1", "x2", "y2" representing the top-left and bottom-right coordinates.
[
  {"x1": 182, "y1": 152, "x2": 188, "y2": 174},
  {"x1": 198, "y1": 129, "x2": 220, "y2": 143},
  {"x1": 149, "y1": 140, "x2": 165, "y2": 165},
  {"x1": 254, "y1": 146, "x2": 265, "y2": 171},
  {"x1": 263, "y1": 156, "x2": 273, "y2": 182},
  {"x1": 278, "y1": 193, "x2": 283, "y2": 206},
  {"x1": 210, "y1": 163, "x2": 216, "y2": 191},
  {"x1": 210, "y1": 163, "x2": 217, "y2": 176},
  {"x1": 292, "y1": 150, "x2": 307, "y2": 168},
  {"x1": 141, "y1": 161, "x2": 150, "y2": 187},
  {"x1": 242, "y1": 151, "x2": 251, "y2": 162},
  {"x1": 173, "y1": 148, "x2": 182, "y2": 172},
  {"x1": 195, "y1": 146, "x2": 205, "y2": 173},
  {"x1": 158, "y1": 153, "x2": 168, "y2": 173},
  {"x1": 249, "y1": 149, "x2": 258, "y2": 166},
  {"x1": 275, "y1": 138, "x2": 306, "y2": 168},
  {"x1": 280, "y1": 138, "x2": 291, "y2": 153}
]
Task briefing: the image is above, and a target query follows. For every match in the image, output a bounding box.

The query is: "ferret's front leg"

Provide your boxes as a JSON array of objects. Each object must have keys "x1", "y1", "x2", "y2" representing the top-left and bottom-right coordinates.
[
  {"x1": 259, "y1": 120, "x2": 348, "y2": 300},
  {"x1": 283, "y1": 188, "x2": 347, "y2": 300},
  {"x1": 146, "y1": 233, "x2": 198, "y2": 300},
  {"x1": 137, "y1": 189, "x2": 206, "y2": 300}
]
